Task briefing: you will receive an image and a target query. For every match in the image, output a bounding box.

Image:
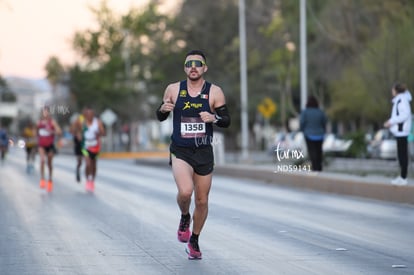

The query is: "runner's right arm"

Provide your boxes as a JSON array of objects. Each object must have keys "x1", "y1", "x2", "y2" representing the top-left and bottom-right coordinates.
[{"x1": 156, "y1": 83, "x2": 176, "y2": 121}]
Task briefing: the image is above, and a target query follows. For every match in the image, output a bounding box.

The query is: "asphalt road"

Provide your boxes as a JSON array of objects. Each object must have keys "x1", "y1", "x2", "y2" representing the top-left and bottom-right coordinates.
[{"x1": 0, "y1": 148, "x2": 413, "y2": 275}]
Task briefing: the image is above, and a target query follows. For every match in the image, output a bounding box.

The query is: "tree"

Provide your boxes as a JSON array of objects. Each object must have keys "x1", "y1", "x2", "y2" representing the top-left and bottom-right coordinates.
[
  {"x1": 45, "y1": 56, "x2": 65, "y2": 92},
  {"x1": 68, "y1": 0, "x2": 176, "y2": 120},
  {"x1": 173, "y1": 0, "x2": 286, "y2": 148},
  {"x1": 330, "y1": 14, "x2": 414, "y2": 128},
  {"x1": 63, "y1": 0, "x2": 414, "y2": 151},
  {"x1": 0, "y1": 75, "x2": 16, "y2": 128},
  {"x1": 320, "y1": 1, "x2": 414, "y2": 129},
  {"x1": 0, "y1": 76, "x2": 16, "y2": 102}
]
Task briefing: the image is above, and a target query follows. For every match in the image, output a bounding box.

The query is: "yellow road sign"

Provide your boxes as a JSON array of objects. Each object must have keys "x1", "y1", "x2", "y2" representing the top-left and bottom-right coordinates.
[{"x1": 257, "y1": 97, "x2": 277, "y2": 119}]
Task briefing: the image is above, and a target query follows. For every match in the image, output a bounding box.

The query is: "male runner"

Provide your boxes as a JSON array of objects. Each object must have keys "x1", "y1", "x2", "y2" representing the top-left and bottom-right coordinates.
[
  {"x1": 156, "y1": 50, "x2": 231, "y2": 259},
  {"x1": 74, "y1": 106, "x2": 105, "y2": 192},
  {"x1": 0, "y1": 126, "x2": 9, "y2": 164},
  {"x1": 22, "y1": 120, "x2": 37, "y2": 173},
  {"x1": 70, "y1": 110, "x2": 85, "y2": 182}
]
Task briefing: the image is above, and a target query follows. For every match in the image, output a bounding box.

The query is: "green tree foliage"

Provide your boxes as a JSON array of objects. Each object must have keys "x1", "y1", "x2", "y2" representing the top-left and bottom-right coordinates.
[
  {"x1": 63, "y1": 0, "x2": 414, "y2": 149},
  {"x1": 45, "y1": 56, "x2": 65, "y2": 91},
  {"x1": 173, "y1": 0, "x2": 286, "y2": 141},
  {"x1": 0, "y1": 75, "x2": 16, "y2": 102},
  {"x1": 69, "y1": 1, "x2": 126, "y2": 114},
  {"x1": 172, "y1": 0, "x2": 240, "y2": 140},
  {"x1": 69, "y1": 0, "x2": 175, "y2": 120},
  {"x1": 0, "y1": 75, "x2": 16, "y2": 128},
  {"x1": 326, "y1": 1, "x2": 414, "y2": 128}
]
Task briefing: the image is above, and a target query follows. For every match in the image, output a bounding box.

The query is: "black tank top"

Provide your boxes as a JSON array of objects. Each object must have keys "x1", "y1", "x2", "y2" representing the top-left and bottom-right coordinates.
[{"x1": 171, "y1": 80, "x2": 213, "y2": 147}]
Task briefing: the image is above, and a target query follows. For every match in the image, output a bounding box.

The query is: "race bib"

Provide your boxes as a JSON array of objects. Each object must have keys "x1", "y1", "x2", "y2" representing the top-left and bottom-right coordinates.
[
  {"x1": 180, "y1": 117, "x2": 206, "y2": 138},
  {"x1": 38, "y1": 128, "x2": 51, "y2": 137},
  {"x1": 85, "y1": 139, "x2": 98, "y2": 147}
]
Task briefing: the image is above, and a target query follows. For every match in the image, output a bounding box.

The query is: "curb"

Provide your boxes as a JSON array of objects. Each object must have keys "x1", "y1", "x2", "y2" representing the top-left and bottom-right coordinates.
[{"x1": 134, "y1": 158, "x2": 414, "y2": 205}]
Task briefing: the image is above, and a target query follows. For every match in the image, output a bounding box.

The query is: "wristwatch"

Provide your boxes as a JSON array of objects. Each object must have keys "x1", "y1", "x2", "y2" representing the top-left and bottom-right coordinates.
[{"x1": 213, "y1": 114, "x2": 221, "y2": 124}]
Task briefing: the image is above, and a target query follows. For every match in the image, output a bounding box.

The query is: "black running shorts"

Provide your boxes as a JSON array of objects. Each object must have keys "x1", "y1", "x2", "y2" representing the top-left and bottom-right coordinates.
[
  {"x1": 82, "y1": 149, "x2": 99, "y2": 160},
  {"x1": 40, "y1": 144, "x2": 56, "y2": 154},
  {"x1": 169, "y1": 143, "x2": 214, "y2": 176},
  {"x1": 25, "y1": 146, "x2": 36, "y2": 155}
]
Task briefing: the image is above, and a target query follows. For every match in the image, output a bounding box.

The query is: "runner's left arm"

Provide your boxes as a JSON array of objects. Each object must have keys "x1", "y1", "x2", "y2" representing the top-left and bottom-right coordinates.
[
  {"x1": 98, "y1": 120, "x2": 106, "y2": 137},
  {"x1": 52, "y1": 119, "x2": 63, "y2": 136},
  {"x1": 212, "y1": 86, "x2": 231, "y2": 128}
]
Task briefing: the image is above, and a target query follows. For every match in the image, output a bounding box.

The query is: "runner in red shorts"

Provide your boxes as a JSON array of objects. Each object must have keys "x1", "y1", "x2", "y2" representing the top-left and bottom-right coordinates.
[{"x1": 37, "y1": 106, "x2": 62, "y2": 192}]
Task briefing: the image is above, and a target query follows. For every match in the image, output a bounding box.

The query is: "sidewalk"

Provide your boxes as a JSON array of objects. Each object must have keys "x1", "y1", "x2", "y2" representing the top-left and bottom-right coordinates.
[
  {"x1": 218, "y1": 152, "x2": 414, "y2": 205},
  {"x1": 214, "y1": 163, "x2": 414, "y2": 205},
  {"x1": 136, "y1": 154, "x2": 414, "y2": 205}
]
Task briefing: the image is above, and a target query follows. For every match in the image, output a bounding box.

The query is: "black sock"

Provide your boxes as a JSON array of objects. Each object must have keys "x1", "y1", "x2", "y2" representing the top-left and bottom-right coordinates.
[
  {"x1": 190, "y1": 233, "x2": 199, "y2": 243},
  {"x1": 181, "y1": 213, "x2": 190, "y2": 221}
]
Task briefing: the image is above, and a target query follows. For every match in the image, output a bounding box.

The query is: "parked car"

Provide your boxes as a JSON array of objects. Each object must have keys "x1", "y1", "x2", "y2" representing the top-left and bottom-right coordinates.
[
  {"x1": 322, "y1": 133, "x2": 353, "y2": 155},
  {"x1": 367, "y1": 129, "x2": 397, "y2": 159}
]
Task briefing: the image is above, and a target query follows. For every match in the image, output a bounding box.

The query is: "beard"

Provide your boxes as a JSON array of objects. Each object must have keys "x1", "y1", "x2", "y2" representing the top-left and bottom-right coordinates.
[{"x1": 187, "y1": 71, "x2": 202, "y2": 81}]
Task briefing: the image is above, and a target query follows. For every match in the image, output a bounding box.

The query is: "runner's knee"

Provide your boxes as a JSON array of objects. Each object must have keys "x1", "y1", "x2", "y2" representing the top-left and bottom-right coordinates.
[
  {"x1": 194, "y1": 197, "x2": 208, "y2": 208},
  {"x1": 178, "y1": 190, "x2": 193, "y2": 199}
]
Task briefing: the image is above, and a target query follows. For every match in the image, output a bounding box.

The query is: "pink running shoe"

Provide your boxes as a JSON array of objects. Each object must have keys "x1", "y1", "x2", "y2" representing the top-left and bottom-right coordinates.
[
  {"x1": 85, "y1": 180, "x2": 94, "y2": 192},
  {"x1": 186, "y1": 240, "x2": 202, "y2": 260},
  {"x1": 39, "y1": 179, "x2": 46, "y2": 189},
  {"x1": 177, "y1": 216, "x2": 191, "y2": 242},
  {"x1": 46, "y1": 180, "x2": 53, "y2": 192}
]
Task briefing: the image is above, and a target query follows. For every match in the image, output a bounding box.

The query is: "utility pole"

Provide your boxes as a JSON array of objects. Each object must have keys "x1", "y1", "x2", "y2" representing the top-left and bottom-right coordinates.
[
  {"x1": 300, "y1": 0, "x2": 307, "y2": 111},
  {"x1": 239, "y1": 0, "x2": 249, "y2": 161},
  {"x1": 122, "y1": 29, "x2": 134, "y2": 151},
  {"x1": 122, "y1": 29, "x2": 132, "y2": 88}
]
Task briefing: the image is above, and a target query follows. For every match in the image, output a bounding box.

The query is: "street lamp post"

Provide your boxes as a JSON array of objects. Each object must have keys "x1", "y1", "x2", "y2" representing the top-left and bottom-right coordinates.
[
  {"x1": 239, "y1": 0, "x2": 249, "y2": 161},
  {"x1": 300, "y1": 0, "x2": 307, "y2": 111}
]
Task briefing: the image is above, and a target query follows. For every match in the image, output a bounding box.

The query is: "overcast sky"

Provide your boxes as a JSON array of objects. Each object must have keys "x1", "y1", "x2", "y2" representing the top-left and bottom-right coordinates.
[{"x1": 0, "y1": 0, "x2": 164, "y2": 79}]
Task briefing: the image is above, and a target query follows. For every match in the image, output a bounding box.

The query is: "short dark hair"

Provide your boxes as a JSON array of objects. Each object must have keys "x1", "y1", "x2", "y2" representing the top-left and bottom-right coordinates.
[
  {"x1": 185, "y1": 50, "x2": 207, "y2": 63},
  {"x1": 393, "y1": 82, "x2": 407, "y2": 94},
  {"x1": 306, "y1": 95, "x2": 319, "y2": 108}
]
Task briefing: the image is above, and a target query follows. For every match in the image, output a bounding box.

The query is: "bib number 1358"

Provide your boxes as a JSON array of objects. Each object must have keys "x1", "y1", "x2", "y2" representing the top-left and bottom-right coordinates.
[{"x1": 181, "y1": 122, "x2": 205, "y2": 138}]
